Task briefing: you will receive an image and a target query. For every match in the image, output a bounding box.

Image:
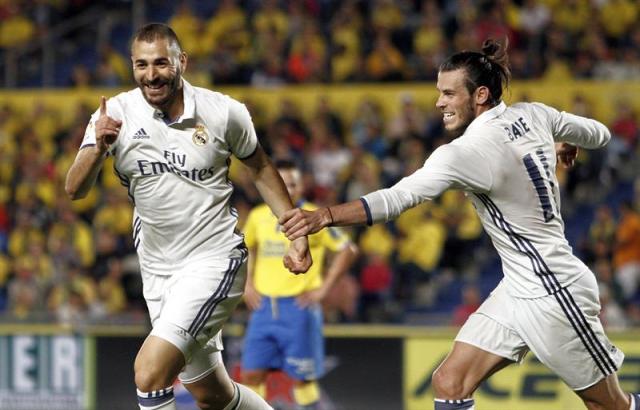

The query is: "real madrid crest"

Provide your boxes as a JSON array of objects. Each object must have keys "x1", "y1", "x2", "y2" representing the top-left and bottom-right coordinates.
[{"x1": 192, "y1": 124, "x2": 208, "y2": 146}]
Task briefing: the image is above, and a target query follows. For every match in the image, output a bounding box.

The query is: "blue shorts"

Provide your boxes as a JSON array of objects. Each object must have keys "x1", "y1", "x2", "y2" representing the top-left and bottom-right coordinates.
[{"x1": 242, "y1": 296, "x2": 324, "y2": 381}]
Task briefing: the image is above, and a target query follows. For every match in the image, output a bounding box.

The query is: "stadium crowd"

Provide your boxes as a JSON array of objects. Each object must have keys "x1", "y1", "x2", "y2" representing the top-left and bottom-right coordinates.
[
  {"x1": 0, "y1": 0, "x2": 639, "y2": 328},
  {"x1": 1, "y1": 0, "x2": 640, "y2": 86},
  {"x1": 1, "y1": 88, "x2": 639, "y2": 327}
]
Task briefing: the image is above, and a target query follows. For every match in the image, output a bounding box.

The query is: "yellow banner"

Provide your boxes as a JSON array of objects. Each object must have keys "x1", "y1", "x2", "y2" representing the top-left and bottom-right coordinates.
[
  {"x1": 3, "y1": 81, "x2": 640, "y2": 130},
  {"x1": 404, "y1": 338, "x2": 640, "y2": 410}
]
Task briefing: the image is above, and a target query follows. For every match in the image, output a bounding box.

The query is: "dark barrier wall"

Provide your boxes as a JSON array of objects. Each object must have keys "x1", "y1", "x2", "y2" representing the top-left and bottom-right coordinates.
[
  {"x1": 322, "y1": 338, "x2": 402, "y2": 410},
  {"x1": 96, "y1": 336, "x2": 403, "y2": 410},
  {"x1": 96, "y1": 337, "x2": 140, "y2": 410},
  {"x1": 4, "y1": 326, "x2": 638, "y2": 410}
]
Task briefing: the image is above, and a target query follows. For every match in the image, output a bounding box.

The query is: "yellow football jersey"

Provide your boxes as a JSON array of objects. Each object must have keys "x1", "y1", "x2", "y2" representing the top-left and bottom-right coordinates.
[{"x1": 243, "y1": 201, "x2": 350, "y2": 296}]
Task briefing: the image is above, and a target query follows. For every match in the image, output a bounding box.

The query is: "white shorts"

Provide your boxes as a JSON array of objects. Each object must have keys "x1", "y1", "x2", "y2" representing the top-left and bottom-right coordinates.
[
  {"x1": 142, "y1": 247, "x2": 247, "y2": 382},
  {"x1": 455, "y1": 274, "x2": 624, "y2": 390}
]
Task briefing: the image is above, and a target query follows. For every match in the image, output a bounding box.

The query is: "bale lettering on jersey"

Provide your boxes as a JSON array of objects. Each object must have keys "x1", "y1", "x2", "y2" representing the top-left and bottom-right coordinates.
[
  {"x1": 136, "y1": 150, "x2": 215, "y2": 182},
  {"x1": 504, "y1": 117, "x2": 531, "y2": 141}
]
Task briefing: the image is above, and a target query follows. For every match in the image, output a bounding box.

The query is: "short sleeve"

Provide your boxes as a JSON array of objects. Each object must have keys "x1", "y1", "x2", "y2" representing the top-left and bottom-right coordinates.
[
  {"x1": 80, "y1": 98, "x2": 124, "y2": 155},
  {"x1": 225, "y1": 99, "x2": 258, "y2": 159},
  {"x1": 80, "y1": 113, "x2": 99, "y2": 148}
]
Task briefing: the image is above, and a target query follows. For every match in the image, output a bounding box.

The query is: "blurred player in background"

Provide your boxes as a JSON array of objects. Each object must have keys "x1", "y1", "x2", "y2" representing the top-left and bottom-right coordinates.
[
  {"x1": 65, "y1": 23, "x2": 311, "y2": 410},
  {"x1": 241, "y1": 160, "x2": 358, "y2": 410},
  {"x1": 279, "y1": 39, "x2": 640, "y2": 410}
]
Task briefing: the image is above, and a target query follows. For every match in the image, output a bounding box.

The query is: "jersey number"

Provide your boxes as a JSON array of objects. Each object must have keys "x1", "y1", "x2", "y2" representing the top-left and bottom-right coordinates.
[{"x1": 523, "y1": 153, "x2": 555, "y2": 222}]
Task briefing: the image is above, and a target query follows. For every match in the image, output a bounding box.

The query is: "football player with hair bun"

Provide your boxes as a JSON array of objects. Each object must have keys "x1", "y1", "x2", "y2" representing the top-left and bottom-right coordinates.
[{"x1": 280, "y1": 38, "x2": 640, "y2": 410}]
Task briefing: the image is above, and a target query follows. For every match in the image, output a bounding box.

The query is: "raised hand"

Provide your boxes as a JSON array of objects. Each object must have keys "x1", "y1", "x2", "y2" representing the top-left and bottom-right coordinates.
[
  {"x1": 95, "y1": 96, "x2": 122, "y2": 153},
  {"x1": 283, "y1": 236, "x2": 312, "y2": 274},
  {"x1": 556, "y1": 142, "x2": 579, "y2": 169}
]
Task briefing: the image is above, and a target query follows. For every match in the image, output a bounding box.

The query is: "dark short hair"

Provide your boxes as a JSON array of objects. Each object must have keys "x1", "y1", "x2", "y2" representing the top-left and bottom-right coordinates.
[
  {"x1": 439, "y1": 38, "x2": 511, "y2": 105},
  {"x1": 131, "y1": 23, "x2": 182, "y2": 52}
]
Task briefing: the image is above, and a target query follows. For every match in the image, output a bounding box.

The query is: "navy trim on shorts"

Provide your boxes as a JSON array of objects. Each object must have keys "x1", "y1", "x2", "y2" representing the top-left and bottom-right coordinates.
[
  {"x1": 187, "y1": 247, "x2": 248, "y2": 337},
  {"x1": 474, "y1": 193, "x2": 618, "y2": 377},
  {"x1": 555, "y1": 288, "x2": 618, "y2": 375},
  {"x1": 187, "y1": 259, "x2": 238, "y2": 336}
]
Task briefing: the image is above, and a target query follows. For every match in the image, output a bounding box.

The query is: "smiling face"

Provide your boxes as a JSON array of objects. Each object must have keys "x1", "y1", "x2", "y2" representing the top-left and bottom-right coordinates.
[
  {"x1": 131, "y1": 37, "x2": 186, "y2": 111},
  {"x1": 435, "y1": 68, "x2": 478, "y2": 137}
]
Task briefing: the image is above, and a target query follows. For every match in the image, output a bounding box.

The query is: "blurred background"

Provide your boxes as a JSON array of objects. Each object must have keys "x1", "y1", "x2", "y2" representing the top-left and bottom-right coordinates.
[{"x1": 0, "y1": 0, "x2": 639, "y2": 409}]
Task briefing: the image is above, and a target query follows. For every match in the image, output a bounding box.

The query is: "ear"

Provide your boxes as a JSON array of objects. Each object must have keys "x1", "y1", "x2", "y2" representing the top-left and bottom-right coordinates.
[
  {"x1": 179, "y1": 52, "x2": 188, "y2": 72},
  {"x1": 474, "y1": 86, "x2": 491, "y2": 105}
]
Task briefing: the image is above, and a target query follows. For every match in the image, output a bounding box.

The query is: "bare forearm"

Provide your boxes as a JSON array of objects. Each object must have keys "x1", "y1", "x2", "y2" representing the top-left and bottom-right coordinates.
[
  {"x1": 326, "y1": 199, "x2": 369, "y2": 227},
  {"x1": 241, "y1": 146, "x2": 293, "y2": 217},
  {"x1": 65, "y1": 147, "x2": 107, "y2": 200},
  {"x1": 254, "y1": 163, "x2": 294, "y2": 217}
]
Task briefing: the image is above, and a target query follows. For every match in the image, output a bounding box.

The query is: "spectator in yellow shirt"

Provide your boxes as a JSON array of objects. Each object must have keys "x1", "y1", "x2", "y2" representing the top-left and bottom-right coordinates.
[{"x1": 241, "y1": 160, "x2": 358, "y2": 410}]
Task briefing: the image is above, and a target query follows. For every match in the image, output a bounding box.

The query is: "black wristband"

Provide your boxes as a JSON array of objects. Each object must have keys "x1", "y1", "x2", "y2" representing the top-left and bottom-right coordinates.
[{"x1": 326, "y1": 207, "x2": 334, "y2": 226}]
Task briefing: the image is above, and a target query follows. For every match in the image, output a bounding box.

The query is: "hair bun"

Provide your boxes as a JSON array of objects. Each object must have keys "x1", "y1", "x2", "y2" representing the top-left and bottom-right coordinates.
[{"x1": 481, "y1": 39, "x2": 500, "y2": 59}]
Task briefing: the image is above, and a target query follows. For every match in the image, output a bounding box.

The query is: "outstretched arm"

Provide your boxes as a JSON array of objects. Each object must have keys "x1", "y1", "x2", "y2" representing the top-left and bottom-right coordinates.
[
  {"x1": 239, "y1": 145, "x2": 312, "y2": 273},
  {"x1": 281, "y1": 143, "x2": 491, "y2": 240}
]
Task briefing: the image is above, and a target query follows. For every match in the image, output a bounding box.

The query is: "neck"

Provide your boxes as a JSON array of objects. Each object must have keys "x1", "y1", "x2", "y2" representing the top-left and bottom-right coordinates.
[
  {"x1": 474, "y1": 101, "x2": 495, "y2": 118},
  {"x1": 159, "y1": 80, "x2": 185, "y2": 122}
]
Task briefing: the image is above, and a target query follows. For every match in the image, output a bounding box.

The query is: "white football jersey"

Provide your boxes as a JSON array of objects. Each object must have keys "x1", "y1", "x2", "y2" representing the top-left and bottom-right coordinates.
[
  {"x1": 363, "y1": 101, "x2": 610, "y2": 298},
  {"x1": 81, "y1": 80, "x2": 257, "y2": 269}
]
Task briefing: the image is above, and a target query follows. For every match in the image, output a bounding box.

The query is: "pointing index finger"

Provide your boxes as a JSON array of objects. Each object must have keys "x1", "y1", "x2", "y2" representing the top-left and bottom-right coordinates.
[{"x1": 99, "y1": 96, "x2": 107, "y2": 116}]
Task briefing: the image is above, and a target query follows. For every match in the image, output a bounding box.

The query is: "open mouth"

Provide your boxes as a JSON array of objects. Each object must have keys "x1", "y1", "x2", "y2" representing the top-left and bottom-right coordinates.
[{"x1": 145, "y1": 83, "x2": 167, "y2": 94}]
